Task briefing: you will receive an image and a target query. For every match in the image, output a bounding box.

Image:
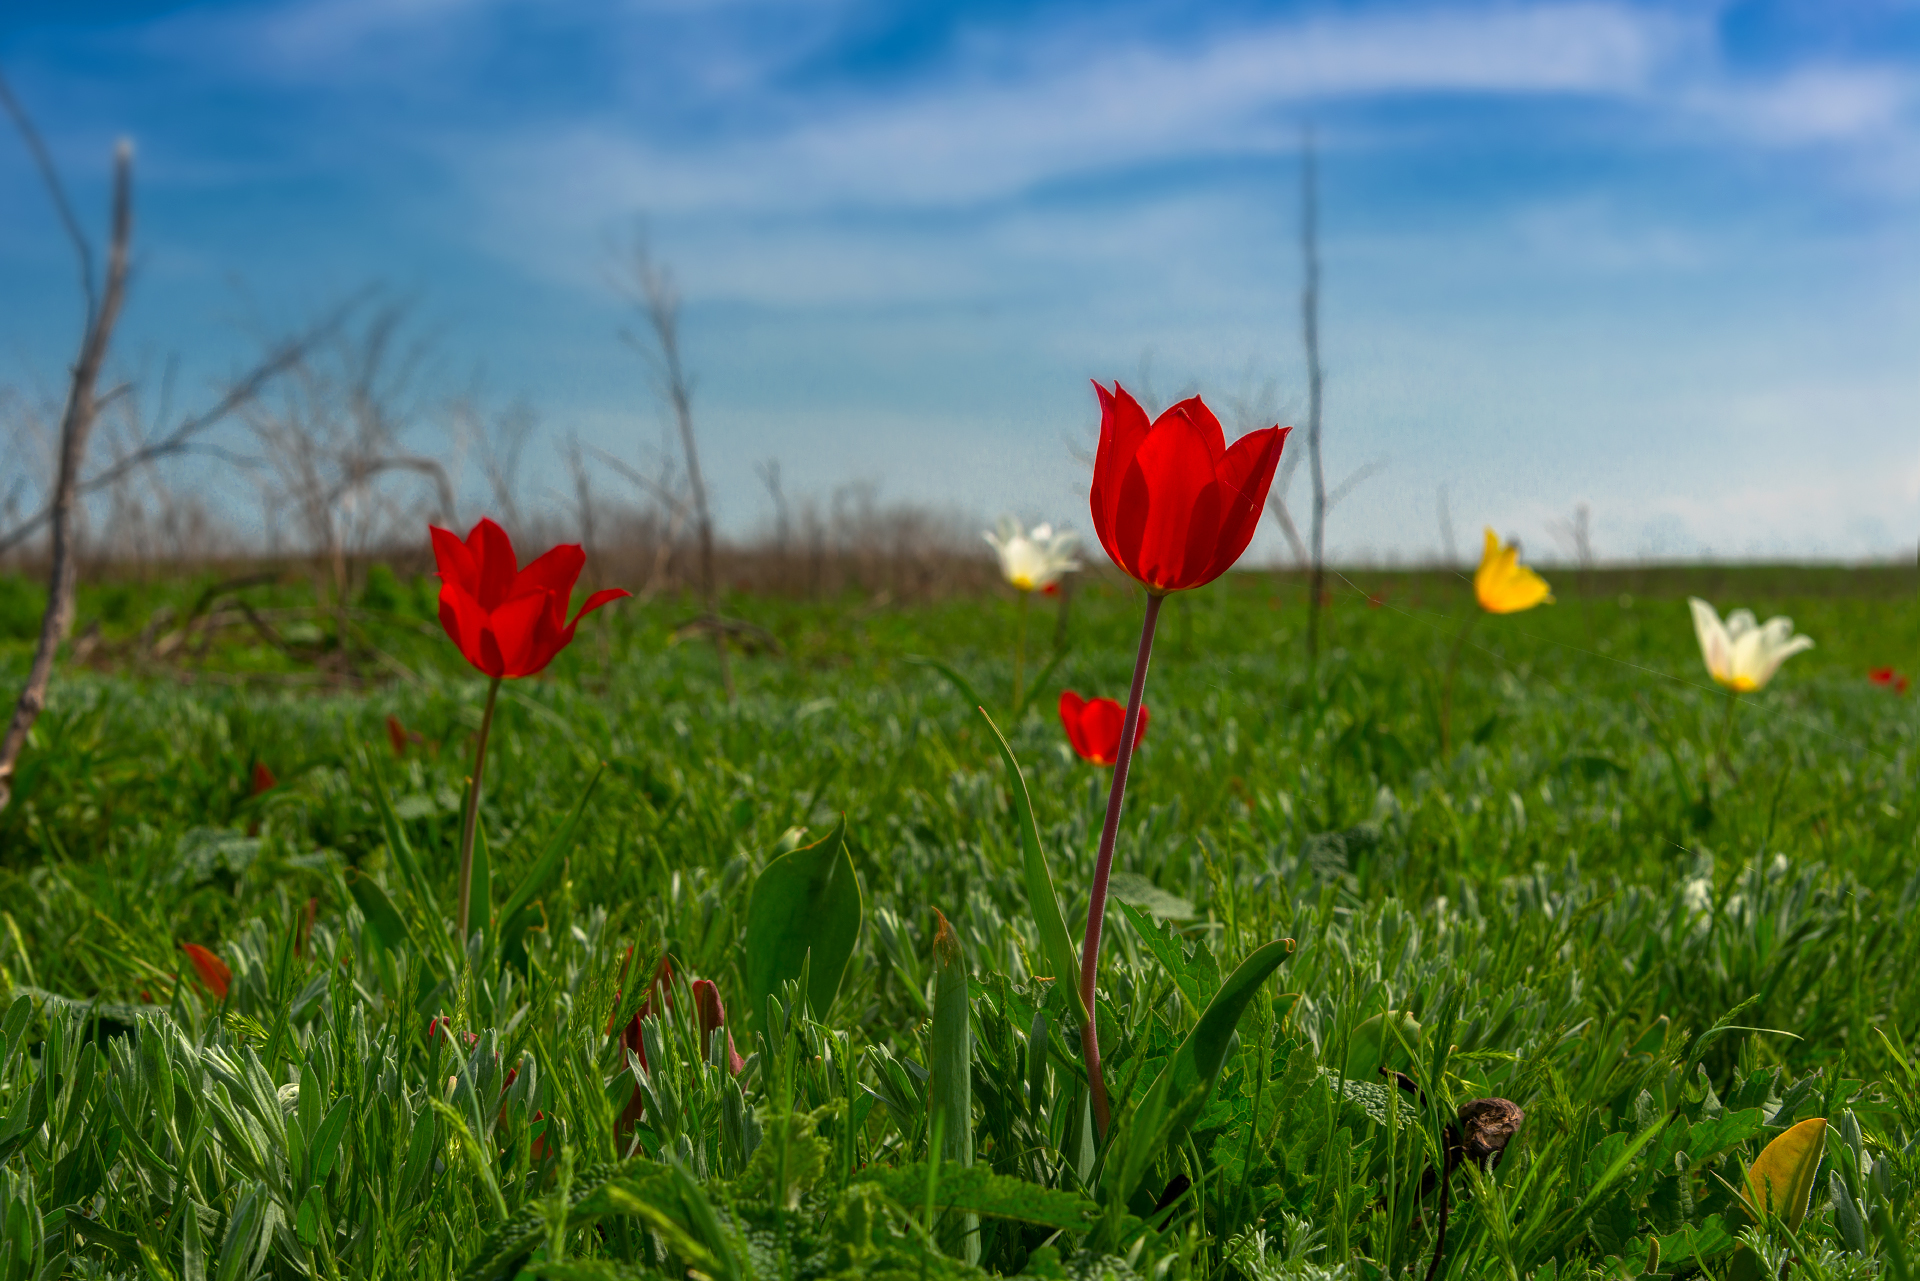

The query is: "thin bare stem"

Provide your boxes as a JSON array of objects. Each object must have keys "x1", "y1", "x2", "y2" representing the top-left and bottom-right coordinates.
[
  {"x1": 1078, "y1": 590, "x2": 1164, "y2": 1137},
  {"x1": 1302, "y1": 126, "x2": 1327, "y2": 663},
  {"x1": 456, "y1": 675, "x2": 503, "y2": 943},
  {"x1": 0, "y1": 140, "x2": 132, "y2": 811}
]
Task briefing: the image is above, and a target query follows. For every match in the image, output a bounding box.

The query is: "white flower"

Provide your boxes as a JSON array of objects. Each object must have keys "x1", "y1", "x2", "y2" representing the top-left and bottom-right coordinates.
[
  {"x1": 1688, "y1": 597, "x2": 1814, "y2": 692},
  {"x1": 984, "y1": 516, "x2": 1080, "y2": 592}
]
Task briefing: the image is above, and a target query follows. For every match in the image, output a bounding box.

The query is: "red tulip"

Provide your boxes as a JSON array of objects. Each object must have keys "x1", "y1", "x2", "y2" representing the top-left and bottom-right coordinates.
[
  {"x1": 1059, "y1": 690, "x2": 1149, "y2": 766},
  {"x1": 385, "y1": 714, "x2": 411, "y2": 757},
  {"x1": 180, "y1": 943, "x2": 231, "y2": 1001},
  {"x1": 1870, "y1": 667, "x2": 1910, "y2": 694},
  {"x1": 1088, "y1": 383, "x2": 1289, "y2": 594},
  {"x1": 250, "y1": 762, "x2": 276, "y2": 795},
  {"x1": 692, "y1": 978, "x2": 745, "y2": 1074},
  {"x1": 431, "y1": 518, "x2": 630, "y2": 678}
]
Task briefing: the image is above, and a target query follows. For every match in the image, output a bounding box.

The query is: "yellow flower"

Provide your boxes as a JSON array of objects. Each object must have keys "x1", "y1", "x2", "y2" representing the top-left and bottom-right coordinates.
[{"x1": 1474, "y1": 528, "x2": 1552, "y2": 614}]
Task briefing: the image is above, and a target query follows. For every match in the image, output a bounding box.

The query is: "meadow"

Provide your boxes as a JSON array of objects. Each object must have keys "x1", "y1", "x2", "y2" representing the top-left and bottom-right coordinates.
[{"x1": 0, "y1": 558, "x2": 1916, "y2": 1281}]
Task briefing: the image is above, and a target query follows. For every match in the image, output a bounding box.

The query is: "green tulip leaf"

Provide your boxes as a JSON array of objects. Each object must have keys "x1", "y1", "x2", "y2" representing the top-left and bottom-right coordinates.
[
  {"x1": 346, "y1": 869, "x2": 410, "y2": 954},
  {"x1": 743, "y1": 815, "x2": 863, "y2": 1037},
  {"x1": 1100, "y1": 937, "x2": 1294, "y2": 1224},
  {"x1": 978, "y1": 708, "x2": 1086, "y2": 1022}
]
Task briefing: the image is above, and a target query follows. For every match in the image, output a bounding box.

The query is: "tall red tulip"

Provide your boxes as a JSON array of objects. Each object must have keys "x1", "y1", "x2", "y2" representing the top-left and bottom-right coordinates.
[
  {"x1": 1058, "y1": 690, "x2": 1148, "y2": 766},
  {"x1": 430, "y1": 518, "x2": 629, "y2": 941},
  {"x1": 432, "y1": 518, "x2": 629, "y2": 679},
  {"x1": 1074, "y1": 381, "x2": 1289, "y2": 1139},
  {"x1": 1089, "y1": 383, "x2": 1288, "y2": 595}
]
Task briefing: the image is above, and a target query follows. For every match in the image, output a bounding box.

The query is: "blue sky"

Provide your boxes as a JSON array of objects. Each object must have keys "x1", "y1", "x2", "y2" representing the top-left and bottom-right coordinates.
[{"x1": 3, "y1": 0, "x2": 1918, "y2": 563}]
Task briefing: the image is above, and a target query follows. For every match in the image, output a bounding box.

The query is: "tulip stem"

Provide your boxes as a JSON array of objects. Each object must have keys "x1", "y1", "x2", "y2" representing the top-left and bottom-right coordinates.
[
  {"x1": 1714, "y1": 687, "x2": 1741, "y2": 782},
  {"x1": 1013, "y1": 589, "x2": 1031, "y2": 711},
  {"x1": 1079, "y1": 590, "x2": 1163, "y2": 1140},
  {"x1": 456, "y1": 675, "x2": 503, "y2": 945},
  {"x1": 1438, "y1": 609, "x2": 1480, "y2": 757}
]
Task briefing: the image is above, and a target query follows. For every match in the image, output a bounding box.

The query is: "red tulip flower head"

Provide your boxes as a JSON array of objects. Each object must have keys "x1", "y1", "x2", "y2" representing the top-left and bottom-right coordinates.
[
  {"x1": 181, "y1": 942, "x2": 231, "y2": 1001},
  {"x1": 692, "y1": 978, "x2": 746, "y2": 1074},
  {"x1": 1089, "y1": 383, "x2": 1289, "y2": 594},
  {"x1": 1060, "y1": 690, "x2": 1149, "y2": 766},
  {"x1": 1870, "y1": 666, "x2": 1911, "y2": 694},
  {"x1": 431, "y1": 518, "x2": 630, "y2": 678},
  {"x1": 250, "y1": 762, "x2": 276, "y2": 795}
]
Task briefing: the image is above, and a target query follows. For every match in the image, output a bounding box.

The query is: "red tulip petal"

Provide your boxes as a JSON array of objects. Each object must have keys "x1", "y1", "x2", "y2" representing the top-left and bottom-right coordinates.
[
  {"x1": 515, "y1": 597, "x2": 574, "y2": 678},
  {"x1": 439, "y1": 581, "x2": 495, "y2": 674},
  {"x1": 1199, "y1": 425, "x2": 1288, "y2": 583},
  {"x1": 386, "y1": 715, "x2": 409, "y2": 758},
  {"x1": 251, "y1": 762, "x2": 277, "y2": 795},
  {"x1": 1160, "y1": 397, "x2": 1226, "y2": 462},
  {"x1": 1080, "y1": 697, "x2": 1126, "y2": 766},
  {"x1": 1116, "y1": 411, "x2": 1219, "y2": 591},
  {"x1": 1176, "y1": 480, "x2": 1227, "y2": 590},
  {"x1": 181, "y1": 942, "x2": 231, "y2": 1001},
  {"x1": 431, "y1": 524, "x2": 479, "y2": 595},
  {"x1": 485, "y1": 591, "x2": 550, "y2": 677},
  {"x1": 1059, "y1": 690, "x2": 1092, "y2": 759},
  {"x1": 1091, "y1": 383, "x2": 1154, "y2": 570},
  {"x1": 1133, "y1": 703, "x2": 1150, "y2": 751},
  {"x1": 569, "y1": 587, "x2": 632, "y2": 627},
  {"x1": 691, "y1": 978, "x2": 744, "y2": 1073},
  {"x1": 513, "y1": 543, "x2": 586, "y2": 603},
  {"x1": 469, "y1": 518, "x2": 520, "y2": 610}
]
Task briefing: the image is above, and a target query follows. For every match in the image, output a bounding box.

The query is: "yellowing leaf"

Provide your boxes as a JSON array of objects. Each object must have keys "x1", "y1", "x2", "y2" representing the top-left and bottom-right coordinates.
[{"x1": 1742, "y1": 1116, "x2": 1827, "y2": 1230}]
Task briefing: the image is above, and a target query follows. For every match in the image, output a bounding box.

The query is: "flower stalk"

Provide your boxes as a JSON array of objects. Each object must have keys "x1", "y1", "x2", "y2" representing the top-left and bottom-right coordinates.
[
  {"x1": 1013, "y1": 589, "x2": 1031, "y2": 711},
  {"x1": 1078, "y1": 590, "x2": 1163, "y2": 1136},
  {"x1": 456, "y1": 674, "x2": 503, "y2": 943}
]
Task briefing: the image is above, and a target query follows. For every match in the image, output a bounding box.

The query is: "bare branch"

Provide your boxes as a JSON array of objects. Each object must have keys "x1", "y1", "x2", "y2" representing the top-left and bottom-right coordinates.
[
  {"x1": 1265, "y1": 492, "x2": 1309, "y2": 569},
  {"x1": 0, "y1": 138, "x2": 133, "y2": 809},
  {"x1": 588, "y1": 443, "x2": 693, "y2": 521},
  {"x1": 1325, "y1": 457, "x2": 1388, "y2": 511},
  {"x1": 1301, "y1": 124, "x2": 1329, "y2": 656},
  {"x1": 0, "y1": 298, "x2": 356, "y2": 556},
  {"x1": 619, "y1": 229, "x2": 732, "y2": 698}
]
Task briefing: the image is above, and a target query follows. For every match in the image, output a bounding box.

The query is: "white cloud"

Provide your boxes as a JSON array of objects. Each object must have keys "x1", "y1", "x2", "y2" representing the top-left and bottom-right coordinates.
[{"x1": 1683, "y1": 63, "x2": 1916, "y2": 146}]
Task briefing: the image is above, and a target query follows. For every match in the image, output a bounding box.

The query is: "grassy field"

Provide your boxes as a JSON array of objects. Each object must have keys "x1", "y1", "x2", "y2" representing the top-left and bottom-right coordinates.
[{"x1": 0, "y1": 560, "x2": 1916, "y2": 1280}]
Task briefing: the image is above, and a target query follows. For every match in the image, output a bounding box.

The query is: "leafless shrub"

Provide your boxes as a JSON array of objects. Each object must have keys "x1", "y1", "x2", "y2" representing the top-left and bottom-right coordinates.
[{"x1": 242, "y1": 301, "x2": 455, "y2": 618}]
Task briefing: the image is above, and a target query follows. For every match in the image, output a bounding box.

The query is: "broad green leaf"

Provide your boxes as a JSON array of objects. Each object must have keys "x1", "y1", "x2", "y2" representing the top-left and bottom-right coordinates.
[
  {"x1": 346, "y1": 870, "x2": 409, "y2": 954},
  {"x1": 1686, "y1": 1107, "x2": 1767, "y2": 1161},
  {"x1": 978, "y1": 708, "x2": 1086, "y2": 1022},
  {"x1": 1343, "y1": 1009, "x2": 1422, "y2": 1083},
  {"x1": 1743, "y1": 1116, "x2": 1827, "y2": 1229},
  {"x1": 1108, "y1": 872, "x2": 1194, "y2": 921},
  {"x1": 308, "y1": 1096, "x2": 353, "y2": 1181},
  {"x1": 494, "y1": 765, "x2": 604, "y2": 948},
  {"x1": 743, "y1": 815, "x2": 863, "y2": 1037},
  {"x1": 1117, "y1": 901, "x2": 1217, "y2": 1018},
  {"x1": 1101, "y1": 937, "x2": 1295, "y2": 1217}
]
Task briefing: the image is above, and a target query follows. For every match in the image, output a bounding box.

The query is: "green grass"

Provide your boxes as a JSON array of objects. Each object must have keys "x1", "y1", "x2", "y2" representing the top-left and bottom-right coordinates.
[{"x1": 1, "y1": 562, "x2": 1917, "y2": 1280}]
